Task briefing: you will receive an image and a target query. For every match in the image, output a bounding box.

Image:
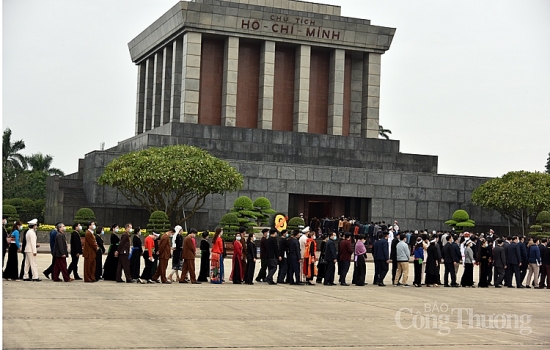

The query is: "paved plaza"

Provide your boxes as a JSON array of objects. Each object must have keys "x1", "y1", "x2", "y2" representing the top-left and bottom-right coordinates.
[{"x1": 2, "y1": 253, "x2": 549, "y2": 349}]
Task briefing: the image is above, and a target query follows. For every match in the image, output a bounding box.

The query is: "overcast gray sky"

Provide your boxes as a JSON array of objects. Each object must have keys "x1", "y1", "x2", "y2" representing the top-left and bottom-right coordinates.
[{"x1": 3, "y1": 0, "x2": 549, "y2": 178}]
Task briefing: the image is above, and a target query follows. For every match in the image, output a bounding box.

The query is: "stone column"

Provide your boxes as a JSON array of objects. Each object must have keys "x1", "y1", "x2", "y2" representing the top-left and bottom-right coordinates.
[
  {"x1": 135, "y1": 62, "x2": 146, "y2": 135},
  {"x1": 293, "y1": 44, "x2": 310, "y2": 133},
  {"x1": 257, "y1": 40, "x2": 275, "y2": 130},
  {"x1": 180, "y1": 32, "x2": 202, "y2": 124},
  {"x1": 349, "y1": 55, "x2": 363, "y2": 136},
  {"x1": 361, "y1": 52, "x2": 381, "y2": 138},
  {"x1": 328, "y1": 49, "x2": 345, "y2": 135},
  {"x1": 160, "y1": 45, "x2": 173, "y2": 125},
  {"x1": 143, "y1": 57, "x2": 155, "y2": 132},
  {"x1": 151, "y1": 51, "x2": 163, "y2": 128},
  {"x1": 170, "y1": 38, "x2": 183, "y2": 122},
  {"x1": 222, "y1": 36, "x2": 239, "y2": 127}
]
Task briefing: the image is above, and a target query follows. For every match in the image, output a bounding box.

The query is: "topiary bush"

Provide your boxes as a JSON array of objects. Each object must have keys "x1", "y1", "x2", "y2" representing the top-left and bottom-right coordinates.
[
  {"x1": 147, "y1": 211, "x2": 171, "y2": 232},
  {"x1": 287, "y1": 216, "x2": 305, "y2": 231},
  {"x1": 219, "y1": 212, "x2": 240, "y2": 241},
  {"x1": 445, "y1": 209, "x2": 475, "y2": 233},
  {"x1": 3, "y1": 204, "x2": 19, "y2": 222},
  {"x1": 74, "y1": 208, "x2": 96, "y2": 230},
  {"x1": 531, "y1": 210, "x2": 550, "y2": 234},
  {"x1": 253, "y1": 196, "x2": 276, "y2": 225},
  {"x1": 230, "y1": 196, "x2": 258, "y2": 231}
]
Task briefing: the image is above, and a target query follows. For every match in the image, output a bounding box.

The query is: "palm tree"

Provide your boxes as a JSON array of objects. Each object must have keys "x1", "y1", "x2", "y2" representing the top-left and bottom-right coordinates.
[
  {"x1": 378, "y1": 125, "x2": 392, "y2": 140},
  {"x1": 2, "y1": 128, "x2": 27, "y2": 170},
  {"x1": 26, "y1": 153, "x2": 65, "y2": 176}
]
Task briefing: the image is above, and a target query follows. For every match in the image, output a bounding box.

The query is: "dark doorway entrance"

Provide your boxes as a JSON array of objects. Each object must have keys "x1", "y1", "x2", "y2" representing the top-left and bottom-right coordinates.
[{"x1": 308, "y1": 201, "x2": 332, "y2": 220}]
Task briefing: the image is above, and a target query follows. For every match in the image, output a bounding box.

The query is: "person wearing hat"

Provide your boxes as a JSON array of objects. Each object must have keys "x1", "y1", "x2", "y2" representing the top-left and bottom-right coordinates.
[
  {"x1": 168, "y1": 225, "x2": 184, "y2": 282},
  {"x1": 180, "y1": 228, "x2": 200, "y2": 284},
  {"x1": 460, "y1": 240, "x2": 475, "y2": 287},
  {"x1": 138, "y1": 231, "x2": 158, "y2": 284},
  {"x1": 255, "y1": 228, "x2": 269, "y2": 283},
  {"x1": 83, "y1": 221, "x2": 98, "y2": 282},
  {"x1": 151, "y1": 228, "x2": 175, "y2": 284},
  {"x1": 23, "y1": 219, "x2": 41, "y2": 282},
  {"x1": 352, "y1": 234, "x2": 368, "y2": 286}
]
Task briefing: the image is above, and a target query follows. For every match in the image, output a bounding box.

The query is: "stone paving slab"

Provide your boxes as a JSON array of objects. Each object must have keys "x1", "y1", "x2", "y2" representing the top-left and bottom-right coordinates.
[{"x1": 2, "y1": 254, "x2": 548, "y2": 349}]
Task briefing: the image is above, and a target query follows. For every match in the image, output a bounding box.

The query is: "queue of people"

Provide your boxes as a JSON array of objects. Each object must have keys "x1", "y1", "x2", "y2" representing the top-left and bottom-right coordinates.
[{"x1": 3, "y1": 216, "x2": 550, "y2": 289}]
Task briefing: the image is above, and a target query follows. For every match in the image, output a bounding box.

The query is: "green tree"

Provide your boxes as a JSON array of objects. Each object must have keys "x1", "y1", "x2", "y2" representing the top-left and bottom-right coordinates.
[
  {"x1": 2, "y1": 204, "x2": 19, "y2": 223},
  {"x1": 378, "y1": 125, "x2": 392, "y2": 140},
  {"x1": 445, "y1": 209, "x2": 475, "y2": 233},
  {"x1": 26, "y1": 153, "x2": 64, "y2": 176},
  {"x1": 546, "y1": 152, "x2": 550, "y2": 174},
  {"x1": 98, "y1": 145, "x2": 243, "y2": 225},
  {"x1": 530, "y1": 210, "x2": 550, "y2": 238},
  {"x1": 219, "y1": 212, "x2": 240, "y2": 242},
  {"x1": 2, "y1": 128, "x2": 27, "y2": 171},
  {"x1": 287, "y1": 217, "x2": 305, "y2": 230},
  {"x1": 471, "y1": 171, "x2": 550, "y2": 235},
  {"x1": 2, "y1": 171, "x2": 48, "y2": 200}
]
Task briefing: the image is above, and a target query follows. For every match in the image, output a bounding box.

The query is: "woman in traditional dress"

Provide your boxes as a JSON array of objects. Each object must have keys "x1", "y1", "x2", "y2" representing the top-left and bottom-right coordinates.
[
  {"x1": 102, "y1": 224, "x2": 120, "y2": 281},
  {"x1": 95, "y1": 226, "x2": 106, "y2": 281},
  {"x1": 303, "y1": 231, "x2": 317, "y2": 285},
  {"x1": 315, "y1": 234, "x2": 329, "y2": 284},
  {"x1": 231, "y1": 232, "x2": 244, "y2": 284},
  {"x1": 168, "y1": 226, "x2": 184, "y2": 282},
  {"x1": 413, "y1": 238, "x2": 424, "y2": 287},
  {"x1": 130, "y1": 227, "x2": 142, "y2": 280},
  {"x1": 352, "y1": 234, "x2": 367, "y2": 286},
  {"x1": 197, "y1": 231, "x2": 210, "y2": 282},
  {"x1": 425, "y1": 239, "x2": 440, "y2": 287},
  {"x1": 477, "y1": 238, "x2": 489, "y2": 288},
  {"x1": 461, "y1": 240, "x2": 475, "y2": 287},
  {"x1": 210, "y1": 228, "x2": 224, "y2": 284},
  {"x1": 3, "y1": 221, "x2": 21, "y2": 280},
  {"x1": 244, "y1": 233, "x2": 257, "y2": 284}
]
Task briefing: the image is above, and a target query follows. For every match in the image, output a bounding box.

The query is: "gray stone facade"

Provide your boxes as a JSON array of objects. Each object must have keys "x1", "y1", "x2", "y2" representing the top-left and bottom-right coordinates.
[{"x1": 45, "y1": 1, "x2": 508, "y2": 234}]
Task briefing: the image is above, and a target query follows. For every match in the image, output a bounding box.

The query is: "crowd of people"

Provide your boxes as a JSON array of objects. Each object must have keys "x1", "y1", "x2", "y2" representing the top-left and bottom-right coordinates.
[{"x1": 2, "y1": 216, "x2": 550, "y2": 289}]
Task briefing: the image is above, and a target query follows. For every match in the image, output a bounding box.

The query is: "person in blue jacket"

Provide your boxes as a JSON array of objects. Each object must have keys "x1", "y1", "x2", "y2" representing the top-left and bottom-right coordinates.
[{"x1": 526, "y1": 238, "x2": 541, "y2": 289}]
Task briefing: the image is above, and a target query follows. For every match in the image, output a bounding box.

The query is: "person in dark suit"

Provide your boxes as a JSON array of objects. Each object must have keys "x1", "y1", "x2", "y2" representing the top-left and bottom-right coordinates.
[
  {"x1": 152, "y1": 228, "x2": 174, "y2": 283},
  {"x1": 443, "y1": 235, "x2": 459, "y2": 287},
  {"x1": 266, "y1": 228, "x2": 279, "y2": 285},
  {"x1": 538, "y1": 239, "x2": 548, "y2": 288},
  {"x1": 95, "y1": 227, "x2": 106, "y2": 281},
  {"x1": 67, "y1": 223, "x2": 83, "y2": 280},
  {"x1": 324, "y1": 231, "x2": 337, "y2": 285},
  {"x1": 276, "y1": 230, "x2": 289, "y2": 284},
  {"x1": 373, "y1": 232, "x2": 390, "y2": 286},
  {"x1": 244, "y1": 233, "x2": 257, "y2": 285},
  {"x1": 180, "y1": 229, "x2": 199, "y2": 284},
  {"x1": 505, "y1": 236, "x2": 523, "y2": 288},
  {"x1": 338, "y1": 233, "x2": 353, "y2": 286},
  {"x1": 287, "y1": 230, "x2": 302, "y2": 285},
  {"x1": 492, "y1": 239, "x2": 506, "y2": 288},
  {"x1": 540, "y1": 239, "x2": 550, "y2": 289},
  {"x1": 116, "y1": 223, "x2": 134, "y2": 283},
  {"x1": 255, "y1": 229, "x2": 269, "y2": 283},
  {"x1": 518, "y1": 236, "x2": 529, "y2": 284}
]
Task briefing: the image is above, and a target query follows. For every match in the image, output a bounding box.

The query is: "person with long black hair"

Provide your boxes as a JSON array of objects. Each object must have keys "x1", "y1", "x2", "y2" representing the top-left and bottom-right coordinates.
[
  {"x1": 244, "y1": 233, "x2": 257, "y2": 284},
  {"x1": 3, "y1": 221, "x2": 21, "y2": 280}
]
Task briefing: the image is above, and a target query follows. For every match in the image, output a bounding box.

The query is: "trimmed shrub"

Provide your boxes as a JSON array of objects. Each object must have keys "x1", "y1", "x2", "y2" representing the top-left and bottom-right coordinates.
[
  {"x1": 230, "y1": 196, "x2": 258, "y2": 231},
  {"x1": 219, "y1": 212, "x2": 240, "y2": 241},
  {"x1": 446, "y1": 209, "x2": 475, "y2": 233},
  {"x1": 233, "y1": 196, "x2": 254, "y2": 210},
  {"x1": 253, "y1": 196, "x2": 276, "y2": 225},
  {"x1": 74, "y1": 208, "x2": 96, "y2": 229},
  {"x1": 3, "y1": 204, "x2": 19, "y2": 222},
  {"x1": 452, "y1": 210, "x2": 470, "y2": 222},
  {"x1": 536, "y1": 211, "x2": 550, "y2": 224},
  {"x1": 147, "y1": 211, "x2": 171, "y2": 232},
  {"x1": 287, "y1": 216, "x2": 305, "y2": 230}
]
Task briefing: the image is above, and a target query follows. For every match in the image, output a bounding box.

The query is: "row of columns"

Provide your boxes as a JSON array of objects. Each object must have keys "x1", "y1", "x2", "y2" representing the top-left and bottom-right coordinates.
[{"x1": 135, "y1": 32, "x2": 381, "y2": 138}]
